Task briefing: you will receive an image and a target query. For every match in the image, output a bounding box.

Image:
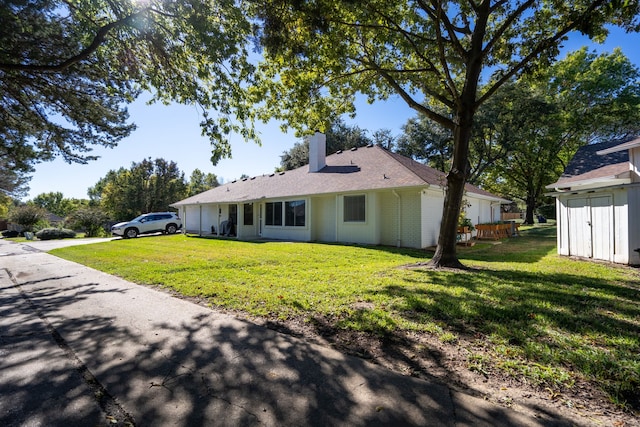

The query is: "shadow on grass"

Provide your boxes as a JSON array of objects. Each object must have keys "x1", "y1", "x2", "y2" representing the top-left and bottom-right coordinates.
[{"x1": 339, "y1": 265, "x2": 640, "y2": 409}]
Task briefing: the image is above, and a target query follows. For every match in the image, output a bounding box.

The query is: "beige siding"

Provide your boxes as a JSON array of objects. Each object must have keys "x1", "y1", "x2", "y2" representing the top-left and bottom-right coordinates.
[
  {"x1": 336, "y1": 192, "x2": 380, "y2": 245},
  {"x1": 237, "y1": 203, "x2": 259, "y2": 239},
  {"x1": 629, "y1": 187, "x2": 640, "y2": 264},
  {"x1": 311, "y1": 195, "x2": 337, "y2": 242},
  {"x1": 401, "y1": 190, "x2": 422, "y2": 248},
  {"x1": 421, "y1": 189, "x2": 444, "y2": 248},
  {"x1": 379, "y1": 192, "x2": 398, "y2": 246}
]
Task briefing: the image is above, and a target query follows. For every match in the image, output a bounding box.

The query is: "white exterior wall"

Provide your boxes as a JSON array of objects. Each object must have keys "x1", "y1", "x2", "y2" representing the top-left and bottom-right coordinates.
[
  {"x1": 421, "y1": 189, "x2": 444, "y2": 248},
  {"x1": 379, "y1": 192, "x2": 399, "y2": 246},
  {"x1": 628, "y1": 187, "x2": 640, "y2": 264},
  {"x1": 556, "y1": 189, "x2": 633, "y2": 264},
  {"x1": 336, "y1": 192, "x2": 380, "y2": 245},
  {"x1": 400, "y1": 190, "x2": 422, "y2": 248},
  {"x1": 379, "y1": 189, "x2": 422, "y2": 248},
  {"x1": 631, "y1": 147, "x2": 640, "y2": 183},
  {"x1": 311, "y1": 195, "x2": 337, "y2": 242},
  {"x1": 237, "y1": 203, "x2": 259, "y2": 239},
  {"x1": 182, "y1": 204, "x2": 219, "y2": 235}
]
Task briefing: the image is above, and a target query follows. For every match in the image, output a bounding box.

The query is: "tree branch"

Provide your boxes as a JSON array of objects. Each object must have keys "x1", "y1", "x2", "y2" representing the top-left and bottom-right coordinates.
[{"x1": 0, "y1": 8, "x2": 150, "y2": 73}]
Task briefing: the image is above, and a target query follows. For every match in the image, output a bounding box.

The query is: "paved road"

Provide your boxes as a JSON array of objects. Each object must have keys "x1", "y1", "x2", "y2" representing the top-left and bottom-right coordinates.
[{"x1": 0, "y1": 238, "x2": 573, "y2": 426}]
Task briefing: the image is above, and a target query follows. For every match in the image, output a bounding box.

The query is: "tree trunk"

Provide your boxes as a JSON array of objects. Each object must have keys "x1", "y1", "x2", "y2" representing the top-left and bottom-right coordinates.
[
  {"x1": 524, "y1": 192, "x2": 536, "y2": 224},
  {"x1": 427, "y1": 4, "x2": 488, "y2": 269},
  {"x1": 428, "y1": 110, "x2": 474, "y2": 269}
]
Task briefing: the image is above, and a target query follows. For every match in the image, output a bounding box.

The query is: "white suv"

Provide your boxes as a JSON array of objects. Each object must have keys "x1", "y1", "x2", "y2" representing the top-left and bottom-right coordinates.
[{"x1": 111, "y1": 212, "x2": 182, "y2": 238}]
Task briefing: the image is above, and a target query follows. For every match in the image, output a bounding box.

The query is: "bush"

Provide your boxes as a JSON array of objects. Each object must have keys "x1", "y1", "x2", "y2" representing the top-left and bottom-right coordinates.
[
  {"x1": 35, "y1": 228, "x2": 76, "y2": 240},
  {"x1": 1, "y1": 230, "x2": 19, "y2": 238},
  {"x1": 8, "y1": 204, "x2": 48, "y2": 232},
  {"x1": 66, "y1": 207, "x2": 108, "y2": 237}
]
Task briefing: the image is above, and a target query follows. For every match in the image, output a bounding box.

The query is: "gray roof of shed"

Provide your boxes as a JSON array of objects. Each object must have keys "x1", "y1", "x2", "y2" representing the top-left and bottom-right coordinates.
[
  {"x1": 172, "y1": 145, "x2": 506, "y2": 206},
  {"x1": 547, "y1": 139, "x2": 631, "y2": 188}
]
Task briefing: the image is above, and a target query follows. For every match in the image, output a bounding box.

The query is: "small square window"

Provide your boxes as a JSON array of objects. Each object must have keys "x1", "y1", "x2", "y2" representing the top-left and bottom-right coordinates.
[{"x1": 344, "y1": 195, "x2": 365, "y2": 222}]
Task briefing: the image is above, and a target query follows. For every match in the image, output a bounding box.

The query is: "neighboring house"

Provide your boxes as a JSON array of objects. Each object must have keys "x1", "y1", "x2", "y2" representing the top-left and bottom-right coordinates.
[
  {"x1": 46, "y1": 212, "x2": 65, "y2": 226},
  {"x1": 546, "y1": 137, "x2": 640, "y2": 265},
  {"x1": 172, "y1": 132, "x2": 508, "y2": 249}
]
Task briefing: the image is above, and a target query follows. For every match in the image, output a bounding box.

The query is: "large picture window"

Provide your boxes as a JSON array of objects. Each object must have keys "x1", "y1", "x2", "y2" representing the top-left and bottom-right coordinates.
[
  {"x1": 344, "y1": 195, "x2": 366, "y2": 222},
  {"x1": 285, "y1": 200, "x2": 305, "y2": 226},
  {"x1": 265, "y1": 202, "x2": 282, "y2": 226}
]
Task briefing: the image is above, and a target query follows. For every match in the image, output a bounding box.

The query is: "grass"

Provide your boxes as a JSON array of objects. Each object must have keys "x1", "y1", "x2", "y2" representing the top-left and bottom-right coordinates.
[{"x1": 50, "y1": 226, "x2": 640, "y2": 410}]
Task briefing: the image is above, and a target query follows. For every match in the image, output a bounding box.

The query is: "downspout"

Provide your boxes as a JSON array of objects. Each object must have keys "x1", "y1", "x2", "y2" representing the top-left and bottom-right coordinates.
[
  {"x1": 392, "y1": 190, "x2": 401, "y2": 247},
  {"x1": 199, "y1": 204, "x2": 202, "y2": 237},
  {"x1": 181, "y1": 206, "x2": 186, "y2": 234},
  {"x1": 335, "y1": 195, "x2": 340, "y2": 242}
]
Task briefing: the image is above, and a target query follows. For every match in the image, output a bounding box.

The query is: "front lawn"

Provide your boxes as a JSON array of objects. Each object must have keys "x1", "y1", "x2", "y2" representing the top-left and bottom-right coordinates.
[{"x1": 51, "y1": 227, "x2": 640, "y2": 413}]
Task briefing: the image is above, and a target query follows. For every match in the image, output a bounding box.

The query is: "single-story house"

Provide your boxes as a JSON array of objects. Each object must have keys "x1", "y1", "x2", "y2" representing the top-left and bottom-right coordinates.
[
  {"x1": 546, "y1": 136, "x2": 640, "y2": 265},
  {"x1": 171, "y1": 132, "x2": 509, "y2": 249}
]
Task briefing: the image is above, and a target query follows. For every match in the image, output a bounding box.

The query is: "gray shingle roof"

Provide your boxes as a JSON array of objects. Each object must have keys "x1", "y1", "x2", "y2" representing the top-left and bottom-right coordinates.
[
  {"x1": 172, "y1": 145, "x2": 505, "y2": 206},
  {"x1": 548, "y1": 139, "x2": 631, "y2": 188}
]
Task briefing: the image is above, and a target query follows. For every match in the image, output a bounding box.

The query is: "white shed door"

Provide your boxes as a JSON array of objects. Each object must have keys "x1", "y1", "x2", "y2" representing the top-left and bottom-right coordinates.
[
  {"x1": 590, "y1": 196, "x2": 613, "y2": 261},
  {"x1": 567, "y1": 196, "x2": 613, "y2": 261},
  {"x1": 568, "y1": 198, "x2": 591, "y2": 258}
]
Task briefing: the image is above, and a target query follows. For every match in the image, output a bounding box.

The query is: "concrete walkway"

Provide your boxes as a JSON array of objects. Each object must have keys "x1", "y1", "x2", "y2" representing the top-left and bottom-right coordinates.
[{"x1": 0, "y1": 238, "x2": 572, "y2": 426}]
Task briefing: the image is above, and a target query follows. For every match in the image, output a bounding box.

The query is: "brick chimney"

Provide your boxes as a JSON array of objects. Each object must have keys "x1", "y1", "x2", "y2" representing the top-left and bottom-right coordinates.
[{"x1": 308, "y1": 131, "x2": 326, "y2": 173}]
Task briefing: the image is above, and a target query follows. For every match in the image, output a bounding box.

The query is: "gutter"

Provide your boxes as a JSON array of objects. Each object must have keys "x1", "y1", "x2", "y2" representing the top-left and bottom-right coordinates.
[{"x1": 545, "y1": 182, "x2": 640, "y2": 197}]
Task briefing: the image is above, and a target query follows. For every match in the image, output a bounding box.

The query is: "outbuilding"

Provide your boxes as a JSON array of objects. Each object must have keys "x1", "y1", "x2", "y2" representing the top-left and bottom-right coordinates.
[{"x1": 546, "y1": 137, "x2": 640, "y2": 264}]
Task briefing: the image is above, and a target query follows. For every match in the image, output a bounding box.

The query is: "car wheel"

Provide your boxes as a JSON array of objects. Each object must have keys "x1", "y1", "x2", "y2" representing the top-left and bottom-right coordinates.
[
  {"x1": 125, "y1": 228, "x2": 138, "y2": 238},
  {"x1": 166, "y1": 224, "x2": 177, "y2": 234}
]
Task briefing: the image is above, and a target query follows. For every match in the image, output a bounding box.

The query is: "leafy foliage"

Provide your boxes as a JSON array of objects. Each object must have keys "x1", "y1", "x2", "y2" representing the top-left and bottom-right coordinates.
[
  {"x1": 249, "y1": 0, "x2": 640, "y2": 267},
  {"x1": 187, "y1": 169, "x2": 219, "y2": 197},
  {"x1": 31, "y1": 192, "x2": 90, "y2": 217},
  {"x1": 35, "y1": 227, "x2": 76, "y2": 240},
  {"x1": 0, "y1": 0, "x2": 255, "y2": 187},
  {"x1": 66, "y1": 207, "x2": 108, "y2": 237},
  {"x1": 90, "y1": 158, "x2": 187, "y2": 220},
  {"x1": 8, "y1": 204, "x2": 48, "y2": 232}
]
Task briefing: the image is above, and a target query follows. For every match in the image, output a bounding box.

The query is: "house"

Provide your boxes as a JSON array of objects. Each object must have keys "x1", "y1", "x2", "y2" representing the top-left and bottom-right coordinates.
[
  {"x1": 546, "y1": 136, "x2": 640, "y2": 265},
  {"x1": 171, "y1": 132, "x2": 508, "y2": 249}
]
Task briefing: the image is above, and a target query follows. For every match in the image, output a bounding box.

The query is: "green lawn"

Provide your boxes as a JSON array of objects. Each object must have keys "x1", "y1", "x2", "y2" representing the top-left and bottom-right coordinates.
[{"x1": 50, "y1": 226, "x2": 640, "y2": 410}]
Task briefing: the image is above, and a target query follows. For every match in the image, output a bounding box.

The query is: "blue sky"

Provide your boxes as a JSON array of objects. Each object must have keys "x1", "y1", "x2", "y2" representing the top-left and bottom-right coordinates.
[{"x1": 25, "y1": 26, "x2": 640, "y2": 201}]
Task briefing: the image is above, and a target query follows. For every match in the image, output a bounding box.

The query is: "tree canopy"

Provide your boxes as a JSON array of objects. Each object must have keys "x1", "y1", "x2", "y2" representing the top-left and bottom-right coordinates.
[
  {"x1": 249, "y1": 0, "x2": 640, "y2": 267},
  {"x1": 0, "y1": 0, "x2": 255, "y2": 196},
  {"x1": 90, "y1": 158, "x2": 187, "y2": 220}
]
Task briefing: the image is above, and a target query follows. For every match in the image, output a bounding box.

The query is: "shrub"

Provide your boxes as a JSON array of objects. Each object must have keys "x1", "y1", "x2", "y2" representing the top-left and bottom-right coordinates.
[
  {"x1": 1, "y1": 230, "x2": 19, "y2": 238},
  {"x1": 66, "y1": 207, "x2": 108, "y2": 237},
  {"x1": 8, "y1": 204, "x2": 48, "y2": 232},
  {"x1": 35, "y1": 228, "x2": 76, "y2": 240}
]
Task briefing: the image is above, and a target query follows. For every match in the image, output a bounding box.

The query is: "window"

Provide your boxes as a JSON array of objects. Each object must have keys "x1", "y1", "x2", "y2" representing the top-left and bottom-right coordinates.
[
  {"x1": 344, "y1": 195, "x2": 366, "y2": 222},
  {"x1": 243, "y1": 203, "x2": 253, "y2": 225},
  {"x1": 265, "y1": 202, "x2": 282, "y2": 226},
  {"x1": 285, "y1": 200, "x2": 305, "y2": 226}
]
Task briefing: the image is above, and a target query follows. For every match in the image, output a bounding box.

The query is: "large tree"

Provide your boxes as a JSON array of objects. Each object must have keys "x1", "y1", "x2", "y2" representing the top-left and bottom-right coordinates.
[
  {"x1": 1, "y1": 0, "x2": 254, "y2": 186},
  {"x1": 91, "y1": 158, "x2": 187, "y2": 220},
  {"x1": 187, "y1": 169, "x2": 220, "y2": 197},
  {"x1": 249, "y1": 0, "x2": 639, "y2": 268},
  {"x1": 479, "y1": 48, "x2": 640, "y2": 223}
]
